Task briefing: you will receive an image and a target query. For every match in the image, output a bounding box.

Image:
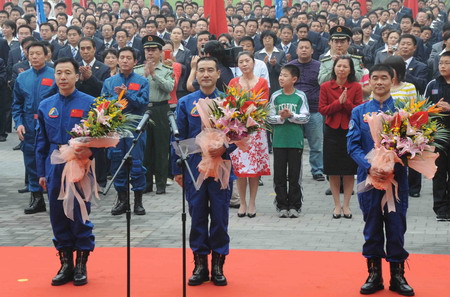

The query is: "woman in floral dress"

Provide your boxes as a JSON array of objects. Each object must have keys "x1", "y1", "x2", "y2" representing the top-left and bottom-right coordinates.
[{"x1": 229, "y1": 52, "x2": 271, "y2": 218}]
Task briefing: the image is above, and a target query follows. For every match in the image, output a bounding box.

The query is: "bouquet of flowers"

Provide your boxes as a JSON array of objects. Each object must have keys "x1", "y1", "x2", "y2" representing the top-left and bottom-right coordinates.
[
  {"x1": 51, "y1": 90, "x2": 140, "y2": 222},
  {"x1": 362, "y1": 96, "x2": 449, "y2": 212},
  {"x1": 195, "y1": 86, "x2": 270, "y2": 189}
]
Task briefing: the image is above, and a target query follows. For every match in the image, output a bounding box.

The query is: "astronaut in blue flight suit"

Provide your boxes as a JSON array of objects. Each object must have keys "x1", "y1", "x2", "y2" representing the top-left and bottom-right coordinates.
[
  {"x1": 347, "y1": 64, "x2": 414, "y2": 296},
  {"x1": 101, "y1": 47, "x2": 150, "y2": 216},
  {"x1": 35, "y1": 58, "x2": 96, "y2": 286},
  {"x1": 12, "y1": 41, "x2": 57, "y2": 214},
  {"x1": 173, "y1": 57, "x2": 236, "y2": 287}
]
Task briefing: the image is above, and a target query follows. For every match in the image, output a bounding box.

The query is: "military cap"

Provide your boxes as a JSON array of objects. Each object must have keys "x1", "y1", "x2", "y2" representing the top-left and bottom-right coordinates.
[
  {"x1": 142, "y1": 35, "x2": 165, "y2": 50},
  {"x1": 329, "y1": 25, "x2": 352, "y2": 40}
]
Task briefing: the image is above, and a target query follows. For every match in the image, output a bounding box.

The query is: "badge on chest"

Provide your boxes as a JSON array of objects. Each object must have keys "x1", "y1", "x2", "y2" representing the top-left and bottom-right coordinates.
[{"x1": 48, "y1": 107, "x2": 59, "y2": 118}]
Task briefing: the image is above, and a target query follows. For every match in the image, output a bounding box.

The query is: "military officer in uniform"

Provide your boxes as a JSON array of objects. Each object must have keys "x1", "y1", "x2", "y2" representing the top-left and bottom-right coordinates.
[
  {"x1": 135, "y1": 35, "x2": 175, "y2": 194},
  {"x1": 318, "y1": 26, "x2": 364, "y2": 84}
]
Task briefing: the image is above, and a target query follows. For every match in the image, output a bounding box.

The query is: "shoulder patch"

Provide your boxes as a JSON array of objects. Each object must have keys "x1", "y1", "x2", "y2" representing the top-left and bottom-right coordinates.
[
  {"x1": 320, "y1": 56, "x2": 332, "y2": 62},
  {"x1": 134, "y1": 64, "x2": 144, "y2": 69},
  {"x1": 350, "y1": 55, "x2": 362, "y2": 59},
  {"x1": 349, "y1": 119, "x2": 355, "y2": 130},
  {"x1": 162, "y1": 64, "x2": 173, "y2": 70}
]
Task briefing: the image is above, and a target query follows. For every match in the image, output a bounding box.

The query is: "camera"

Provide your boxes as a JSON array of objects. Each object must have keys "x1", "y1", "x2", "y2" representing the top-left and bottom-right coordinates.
[{"x1": 203, "y1": 41, "x2": 243, "y2": 68}]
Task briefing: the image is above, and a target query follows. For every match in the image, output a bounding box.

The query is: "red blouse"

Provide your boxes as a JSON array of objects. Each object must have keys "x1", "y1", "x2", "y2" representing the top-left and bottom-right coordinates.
[
  {"x1": 318, "y1": 80, "x2": 363, "y2": 129},
  {"x1": 228, "y1": 77, "x2": 270, "y2": 100}
]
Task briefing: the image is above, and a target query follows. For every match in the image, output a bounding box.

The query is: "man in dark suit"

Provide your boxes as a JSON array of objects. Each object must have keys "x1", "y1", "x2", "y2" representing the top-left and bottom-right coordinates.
[
  {"x1": 347, "y1": 8, "x2": 362, "y2": 28},
  {"x1": 155, "y1": 15, "x2": 171, "y2": 40},
  {"x1": 0, "y1": 38, "x2": 9, "y2": 64},
  {"x1": 97, "y1": 24, "x2": 116, "y2": 61},
  {"x1": 121, "y1": 20, "x2": 144, "y2": 64},
  {"x1": 399, "y1": 34, "x2": 429, "y2": 198},
  {"x1": 0, "y1": 58, "x2": 8, "y2": 142},
  {"x1": 246, "y1": 19, "x2": 262, "y2": 51},
  {"x1": 174, "y1": 42, "x2": 192, "y2": 99},
  {"x1": 180, "y1": 19, "x2": 197, "y2": 53},
  {"x1": 277, "y1": 25, "x2": 298, "y2": 63},
  {"x1": 7, "y1": 36, "x2": 36, "y2": 79},
  {"x1": 77, "y1": 37, "x2": 111, "y2": 188},
  {"x1": 396, "y1": 0, "x2": 413, "y2": 22},
  {"x1": 57, "y1": 26, "x2": 82, "y2": 63},
  {"x1": 373, "y1": 10, "x2": 392, "y2": 36}
]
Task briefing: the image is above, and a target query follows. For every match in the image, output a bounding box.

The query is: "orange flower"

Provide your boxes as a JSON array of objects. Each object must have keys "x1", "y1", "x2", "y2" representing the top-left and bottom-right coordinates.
[
  {"x1": 117, "y1": 98, "x2": 128, "y2": 110},
  {"x1": 427, "y1": 103, "x2": 442, "y2": 114},
  {"x1": 390, "y1": 113, "x2": 402, "y2": 132}
]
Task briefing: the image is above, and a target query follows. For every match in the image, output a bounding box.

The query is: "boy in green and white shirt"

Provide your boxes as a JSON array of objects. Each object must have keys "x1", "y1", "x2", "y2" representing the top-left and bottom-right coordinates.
[{"x1": 268, "y1": 65, "x2": 310, "y2": 218}]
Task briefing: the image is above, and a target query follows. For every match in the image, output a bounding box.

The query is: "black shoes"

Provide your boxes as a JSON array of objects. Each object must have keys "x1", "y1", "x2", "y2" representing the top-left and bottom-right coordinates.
[
  {"x1": 24, "y1": 192, "x2": 46, "y2": 214},
  {"x1": 313, "y1": 174, "x2": 325, "y2": 181},
  {"x1": 111, "y1": 192, "x2": 127, "y2": 215},
  {"x1": 133, "y1": 191, "x2": 146, "y2": 215},
  {"x1": 156, "y1": 188, "x2": 166, "y2": 194},
  {"x1": 247, "y1": 213, "x2": 256, "y2": 218},
  {"x1": 73, "y1": 250, "x2": 90, "y2": 286},
  {"x1": 360, "y1": 258, "x2": 384, "y2": 295},
  {"x1": 51, "y1": 249, "x2": 74, "y2": 286},
  {"x1": 389, "y1": 261, "x2": 415, "y2": 296},
  {"x1": 436, "y1": 213, "x2": 450, "y2": 221},
  {"x1": 211, "y1": 252, "x2": 227, "y2": 286},
  {"x1": 0, "y1": 135, "x2": 6, "y2": 142},
  {"x1": 237, "y1": 212, "x2": 246, "y2": 217},
  {"x1": 13, "y1": 143, "x2": 22, "y2": 150},
  {"x1": 18, "y1": 186, "x2": 29, "y2": 193},
  {"x1": 188, "y1": 253, "x2": 209, "y2": 286},
  {"x1": 409, "y1": 193, "x2": 420, "y2": 198}
]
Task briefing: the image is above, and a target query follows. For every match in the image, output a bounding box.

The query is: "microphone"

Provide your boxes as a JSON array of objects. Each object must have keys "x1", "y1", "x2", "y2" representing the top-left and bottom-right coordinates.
[
  {"x1": 136, "y1": 109, "x2": 151, "y2": 132},
  {"x1": 167, "y1": 111, "x2": 180, "y2": 138}
]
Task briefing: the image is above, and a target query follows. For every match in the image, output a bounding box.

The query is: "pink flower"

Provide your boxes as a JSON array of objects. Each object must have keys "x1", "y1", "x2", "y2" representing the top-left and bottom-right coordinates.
[
  {"x1": 95, "y1": 108, "x2": 111, "y2": 127},
  {"x1": 246, "y1": 116, "x2": 258, "y2": 128}
]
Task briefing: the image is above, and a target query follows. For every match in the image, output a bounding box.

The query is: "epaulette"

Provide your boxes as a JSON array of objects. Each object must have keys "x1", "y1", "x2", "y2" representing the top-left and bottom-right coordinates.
[
  {"x1": 350, "y1": 54, "x2": 362, "y2": 59},
  {"x1": 320, "y1": 56, "x2": 332, "y2": 62},
  {"x1": 162, "y1": 64, "x2": 173, "y2": 70},
  {"x1": 134, "y1": 64, "x2": 145, "y2": 69}
]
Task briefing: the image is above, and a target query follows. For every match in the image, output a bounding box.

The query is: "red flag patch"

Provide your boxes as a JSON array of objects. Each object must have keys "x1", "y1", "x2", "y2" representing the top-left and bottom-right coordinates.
[
  {"x1": 41, "y1": 78, "x2": 53, "y2": 86},
  {"x1": 128, "y1": 83, "x2": 140, "y2": 91},
  {"x1": 70, "y1": 109, "x2": 84, "y2": 118}
]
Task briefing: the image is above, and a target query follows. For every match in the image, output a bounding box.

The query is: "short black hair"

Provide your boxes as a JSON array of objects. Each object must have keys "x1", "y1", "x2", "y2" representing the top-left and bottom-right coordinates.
[
  {"x1": 282, "y1": 64, "x2": 300, "y2": 79},
  {"x1": 17, "y1": 24, "x2": 33, "y2": 35},
  {"x1": 53, "y1": 57, "x2": 80, "y2": 74},
  {"x1": 369, "y1": 64, "x2": 394, "y2": 79},
  {"x1": 399, "y1": 33, "x2": 417, "y2": 46},
  {"x1": 67, "y1": 25, "x2": 82, "y2": 35},
  {"x1": 27, "y1": 41, "x2": 49, "y2": 56},
  {"x1": 260, "y1": 30, "x2": 277, "y2": 46},
  {"x1": 82, "y1": 20, "x2": 97, "y2": 29},
  {"x1": 21, "y1": 36, "x2": 37, "y2": 47},
  {"x1": 79, "y1": 37, "x2": 96, "y2": 49},
  {"x1": 196, "y1": 56, "x2": 219, "y2": 70},
  {"x1": 55, "y1": 2, "x2": 67, "y2": 9},
  {"x1": 102, "y1": 48, "x2": 119, "y2": 60},
  {"x1": 400, "y1": 15, "x2": 414, "y2": 23},
  {"x1": 118, "y1": 46, "x2": 137, "y2": 61},
  {"x1": 239, "y1": 36, "x2": 255, "y2": 47},
  {"x1": 297, "y1": 38, "x2": 313, "y2": 48},
  {"x1": 383, "y1": 56, "x2": 406, "y2": 82}
]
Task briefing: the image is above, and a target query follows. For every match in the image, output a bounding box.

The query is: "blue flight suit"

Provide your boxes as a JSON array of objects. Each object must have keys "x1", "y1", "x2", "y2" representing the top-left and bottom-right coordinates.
[
  {"x1": 172, "y1": 89, "x2": 236, "y2": 255},
  {"x1": 12, "y1": 65, "x2": 58, "y2": 192},
  {"x1": 101, "y1": 72, "x2": 149, "y2": 192},
  {"x1": 347, "y1": 97, "x2": 409, "y2": 262},
  {"x1": 35, "y1": 89, "x2": 96, "y2": 251}
]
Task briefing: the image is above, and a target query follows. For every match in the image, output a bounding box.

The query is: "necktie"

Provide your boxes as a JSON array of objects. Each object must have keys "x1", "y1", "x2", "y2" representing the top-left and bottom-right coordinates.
[
  {"x1": 105, "y1": 42, "x2": 109, "y2": 49},
  {"x1": 283, "y1": 45, "x2": 288, "y2": 54},
  {"x1": 72, "y1": 47, "x2": 77, "y2": 58},
  {"x1": 127, "y1": 41, "x2": 132, "y2": 47},
  {"x1": 21, "y1": 51, "x2": 25, "y2": 61}
]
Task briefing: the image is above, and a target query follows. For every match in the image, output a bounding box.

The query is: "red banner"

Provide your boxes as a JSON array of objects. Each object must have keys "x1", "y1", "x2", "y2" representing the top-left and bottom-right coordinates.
[
  {"x1": 404, "y1": 0, "x2": 418, "y2": 18},
  {"x1": 204, "y1": 1, "x2": 228, "y2": 38},
  {"x1": 66, "y1": 0, "x2": 72, "y2": 15},
  {"x1": 264, "y1": 0, "x2": 271, "y2": 5},
  {"x1": 0, "y1": 0, "x2": 7, "y2": 10}
]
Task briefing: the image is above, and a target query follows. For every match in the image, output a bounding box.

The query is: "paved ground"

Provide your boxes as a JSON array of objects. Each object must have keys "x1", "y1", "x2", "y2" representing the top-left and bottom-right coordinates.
[{"x1": 0, "y1": 134, "x2": 449, "y2": 255}]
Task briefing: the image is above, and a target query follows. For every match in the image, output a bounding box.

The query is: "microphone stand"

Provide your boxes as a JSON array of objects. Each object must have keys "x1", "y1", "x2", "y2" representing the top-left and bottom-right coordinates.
[
  {"x1": 103, "y1": 123, "x2": 149, "y2": 297},
  {"x1": 172, "y1": 134, "x2": 199, "y2": 297}
]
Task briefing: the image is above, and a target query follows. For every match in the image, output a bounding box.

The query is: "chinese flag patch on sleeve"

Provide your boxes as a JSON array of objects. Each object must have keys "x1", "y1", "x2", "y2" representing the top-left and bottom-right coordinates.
[
  {"x1": 128, "y1": 83, "x2": 140, "y2": 91},
  {"x1": 70, "y1": 109, "x2": 84, "y2": 118},
  {"x1": 41, "y1": 78, "x2": 54, "y2": 86}
]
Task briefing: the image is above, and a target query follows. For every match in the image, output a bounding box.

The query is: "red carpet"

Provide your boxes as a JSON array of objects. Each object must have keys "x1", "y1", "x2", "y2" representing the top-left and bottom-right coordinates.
[{"x1": 2, "y1": 247, "x2": 450, "y2": 297}]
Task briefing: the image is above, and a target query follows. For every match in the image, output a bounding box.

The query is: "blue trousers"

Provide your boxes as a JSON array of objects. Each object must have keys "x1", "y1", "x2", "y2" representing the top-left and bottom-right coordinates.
[
  {"x1": 47, "y1": 164, "x2": 95, "y2": 251},
  {"x1": 185, "y1": 177, "x2": 232, "y2": 255},
  {"x1": 358, "y1": 185, "x2": 409, "y2": 262},
  {"x1": 109, "y1": 134, "x2": 146, "y2": 192},
  {"x1": 303, "y1": 112, "x2": 324, "y2": 175},
  {"x1": 22, "y1": 130, "x2": 41, "y2": 192}
]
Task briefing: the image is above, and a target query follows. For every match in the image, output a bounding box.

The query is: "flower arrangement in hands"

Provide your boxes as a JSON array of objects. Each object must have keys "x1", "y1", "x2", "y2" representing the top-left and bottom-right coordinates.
[
  {"x1": 195, "y1": 86, "x2": 270, "y2": 189},
  {"x1": 362, "y1": 96, "x2": 449, "y2": 212}
]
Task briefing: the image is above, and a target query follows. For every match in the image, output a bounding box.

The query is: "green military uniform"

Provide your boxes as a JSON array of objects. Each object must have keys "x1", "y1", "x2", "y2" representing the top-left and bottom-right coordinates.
[
  {"x1": 317, "y1": 25, "x2": 364, "y2": 85},
  {"x1": 135, "y1": 35, "x2": 175, "y2": 194},
  {"x1": 318, "y1": 54, "x2": 363, "y2": 84}
]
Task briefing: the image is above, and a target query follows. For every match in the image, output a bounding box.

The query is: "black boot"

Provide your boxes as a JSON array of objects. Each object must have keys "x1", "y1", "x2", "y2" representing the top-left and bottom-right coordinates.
[
  {"x1": 211, "y1": 252, "x2": 227, "y2": 286},
  {"x1": 389, "y1": 261, "x2": 415, "y2": 296},
  {"x1": 133, "y1": 191, "x2": 146, "y2": 215},
  {"x1": 51, "y1": 249, "x2": 74, "y2": 286},
  {"x1": 73, "y1": 250, "x2": 90, "y2": 286},
  {"x1": 360, "y1": 258, "x2": 384, "y2": 294},
  {"x1": 111, "y1": 192, "x2": 127, "y2": 215},
  {"x1": 24, "y1": 192, "x2": 46, "y2": 214},
  {"x1": 188, "y1": 253, "x2": 209, "y2": 286}
]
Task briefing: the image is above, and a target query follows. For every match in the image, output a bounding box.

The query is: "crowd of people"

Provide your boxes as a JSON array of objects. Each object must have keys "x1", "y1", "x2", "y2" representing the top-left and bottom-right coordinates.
[{"x1": 1, "y1": 0, "x2": 450, "y2": 293}]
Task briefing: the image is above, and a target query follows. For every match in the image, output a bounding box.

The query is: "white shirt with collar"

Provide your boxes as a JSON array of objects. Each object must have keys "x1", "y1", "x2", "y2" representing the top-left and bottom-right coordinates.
[
  {"x1": 258, "y1": 46, "x2": 280, "y2": 59},
  {"x1": 280, "y1": 42, "x2": 292, "y2": 53},
  {"x1": 174, "y1": 43, "x2": 185, "y2": 57},
  {"x1": 405, "y1": 56, "x2": 413, "y2": 69},
  {"x1": 83, "y1": 58, "x2": 96, "y2": 68}
]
